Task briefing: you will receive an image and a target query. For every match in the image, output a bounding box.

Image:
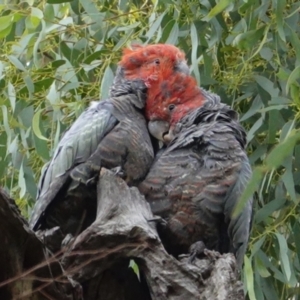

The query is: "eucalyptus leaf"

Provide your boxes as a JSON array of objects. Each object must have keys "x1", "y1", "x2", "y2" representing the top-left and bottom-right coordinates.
[
  {"x1": 266, "y1": 130, "x2": 300, "y2": 169},
  {"x1": 293, "y1": 222, "x2": 300, "y2": 263},
  {"x1": 32, "y1": 109, "x2": 50, "y2": 142},
  {"x1": 47, "y1": 0, "x2": 73, "y2": 3},
  {"x1": 100, "y1": 66, "x2": 114, "y2": 99},
  {"x1": 145, "y1": 12, "x2": 166, "y2": 42},
  {"x1": 203, "y1": 0, "x2": 233, "y2": 21},
  {"x1": 129, "y1": 259, "x2": 140, "y2": 281},
  {"x1": 275, "y1": 233, "x2": 291, "y2": 282},
  {"x1": 286, "y1": 66, "x2": 300, "y2": 94},
  {"x1": 255, "y1": 198, "x2": 286, "y2": 224},
  {"x1": 7, "y1": 82, "x2": 16, "y2": 113},
  {"x1": 7, "y1": 55, "x2": 26, "y2": 71},
  {"x1": 18, "y1": 162, "x2": 27, "y2": 198},
  {"x1": 244, "y1": 256, "x2": 256, "y2": 300}
]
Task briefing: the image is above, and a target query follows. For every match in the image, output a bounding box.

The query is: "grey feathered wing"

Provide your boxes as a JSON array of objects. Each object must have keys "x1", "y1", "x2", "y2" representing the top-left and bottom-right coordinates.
[
  {"x1": 30, "y1": 103, "x2": 117, "y2": 231},
  {"x1": 30, "y1": 79, "x2": 153, "y2": 237}
]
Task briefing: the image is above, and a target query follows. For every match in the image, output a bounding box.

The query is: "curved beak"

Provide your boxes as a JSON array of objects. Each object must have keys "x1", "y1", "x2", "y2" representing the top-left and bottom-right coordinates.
[
  {"x1": 162, "y1": 130, "x2": 175, "y2": 144},
  {"x1": 148, "y1": 120, "x2": 170, "y2": 142},
  {"x1": 174, "y1": 60, "x2": 190, "y2": 75}
]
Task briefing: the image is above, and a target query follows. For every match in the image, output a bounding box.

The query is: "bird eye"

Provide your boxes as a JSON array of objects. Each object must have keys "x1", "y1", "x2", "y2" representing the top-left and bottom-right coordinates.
[
  {"x1": 168, "y1": 104, "x2": 176, "y2": 111},
  {"x1": 154, "y1": 59, "x2": 160, "y2": 65}
]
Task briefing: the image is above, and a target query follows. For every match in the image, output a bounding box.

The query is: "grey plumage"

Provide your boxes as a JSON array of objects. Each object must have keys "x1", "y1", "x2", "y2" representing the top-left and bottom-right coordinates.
[
  {"x1": 139, "y1": 91, "x2": 253, "y2": 268},
  {"x1": 30, "y1": 77, "x2": 154, "y2": 244}
]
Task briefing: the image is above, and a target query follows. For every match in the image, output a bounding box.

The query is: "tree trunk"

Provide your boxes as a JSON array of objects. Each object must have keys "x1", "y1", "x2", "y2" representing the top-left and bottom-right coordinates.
[
  {"x1": 0, "y1": 169, "x2": 244, "y2": 299},
  {"x1": 0, "y1": 188, "x2": 81, "y2": 300}
]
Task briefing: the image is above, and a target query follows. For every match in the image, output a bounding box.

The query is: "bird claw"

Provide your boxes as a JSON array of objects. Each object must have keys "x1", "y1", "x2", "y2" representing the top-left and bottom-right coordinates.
[
  {"x1": 147, "y1": 216, "x2": 168, "y2": 226},
  {"x1": 111, "y1": 166, "x2": 125, "y2": 178},
  {"x1": 188, "y1": 253, "x2": 197, "y2": 264},
  {"x1": 187, "y1": 241, "x2": 206, "y2": 264},
  {"x1": 86, "y1": 175, "x2": 98, "y2": 186},
  {"x1": 179, "y1": 242, "x2": 221, "y2": 264},
  {"x1": 178, "y1": 253, "x2": 189, "y2": 260},
  {"x1": 36, "y1": 226, "x2": 65, "y2": 253},
  {"x1": 203, "y1": 248, "x2": 221, "y2": 261},
  {"x1": 61, "y1": 233, "x2": 75, "y2": 249}
]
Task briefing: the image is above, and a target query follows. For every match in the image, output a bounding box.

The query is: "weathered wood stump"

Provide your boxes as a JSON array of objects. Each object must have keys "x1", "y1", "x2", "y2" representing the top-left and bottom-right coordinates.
[
  {"x1": 0, "y1": 188, "x2": 80, "y2": 300},
  {"x1": 63, "y1": 169, "x2": 244, "y2": 300},
  {"x1": 0, "y1": 169, "x2": 244, "y2": 299}
]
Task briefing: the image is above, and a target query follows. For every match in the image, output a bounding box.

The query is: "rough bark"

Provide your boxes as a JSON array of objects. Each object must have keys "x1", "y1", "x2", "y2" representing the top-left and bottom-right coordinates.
[
  {"x1": 0, "y1": 188, "x2": 81, "y2": 300},
  {"x1": 0, "y1": 170, "x2": 244, "y2": 299}
]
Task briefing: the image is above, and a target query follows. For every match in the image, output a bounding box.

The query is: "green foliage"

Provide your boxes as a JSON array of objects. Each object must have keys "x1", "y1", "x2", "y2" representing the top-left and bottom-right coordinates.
[
  {"x1": 1, "y1": 0, "x2": 300, "y2": 298},
  {"x1": 129, "y1": 259, "x2": 140, "y2": 281}
]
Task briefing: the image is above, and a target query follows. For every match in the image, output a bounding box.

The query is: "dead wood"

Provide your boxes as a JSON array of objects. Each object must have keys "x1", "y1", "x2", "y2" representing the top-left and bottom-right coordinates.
[
  {"x1": 62, "y1": 169, "x2": 244, "y2": 300},
  {"x1": 0, "y1": 169, "x2": 244, "y2": 299},
  {"x1": 0, "y1": 188, "x2": 80, "y2": 300}
]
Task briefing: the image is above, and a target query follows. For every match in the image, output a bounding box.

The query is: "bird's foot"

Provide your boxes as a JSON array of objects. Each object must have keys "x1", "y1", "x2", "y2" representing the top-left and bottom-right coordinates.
[
  {"x1": 86, "y1": 175, "x2": 98, "y2": 186},
  {"x1": 188, "y1": 241, "x2": 206, "y2": 264},
  {"x1": 36, "y1": 226, "x2": 65, "y2": 254},
  {"x1": 111, "y1": 166, "x2": 125, "y2": 178},
  {"x1": 147, "y1": 216, "x2": 168, "y2": 226},
  {"x1": 203, "y1": 248, "x2": 221, "y2": 262},
  {"x1": 62, "y1": 233, "x2": 75, "y2": 249},
  {"x1": 67, "y1": 276, "x2": 83, "y2": 299},
  {"x1": 178, "y1": 241, "x2": 206, "y2": 264}
]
